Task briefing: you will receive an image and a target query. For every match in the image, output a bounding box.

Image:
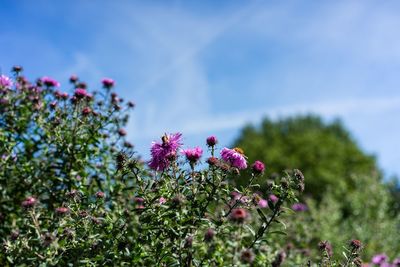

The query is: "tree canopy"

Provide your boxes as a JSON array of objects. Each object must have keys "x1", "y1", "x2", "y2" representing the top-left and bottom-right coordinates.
[{"x1": 232, "y1": 115, "x2": 380, "y2": 200}]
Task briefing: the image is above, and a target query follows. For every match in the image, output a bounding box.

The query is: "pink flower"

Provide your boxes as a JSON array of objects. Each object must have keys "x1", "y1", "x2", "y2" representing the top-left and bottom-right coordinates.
[
  {"x1": 206, "y1": 136, "x2": 218, "y2": 147},
  {"x1": 220, "y1": 147, "x2": 247, "y2": 169},
  {"x1": 74, "y1": 88, "x2": 88, "y2": 98},
  {"x1": 372, "y1": 254, "x2": 388, "y2": 265},
  {"x1": 55, "y1": 207, "x2": 69, "y2": 215},
  {"x1": 269, "y1": 194, "x2": 279, "y2": 204},
  {"x1": 158, "y1": 197, "x2": 167, "y2": 204},
  {"x1": 102, "y1": 78, "x2": 115, "y2": 88},
  {"x1": 21, "y1": 196, "x2": 37, "y2": 208},
  {"x1": 229, "y1": 208, "x2": 248, "y2": 223},
  {"x1": 82, "y1": 107, "x2": 92, "y2": 116},
  {"x1": 251, "y1": 160, "x2": 265, "y2": 174},
  {"x1": 0, "y1": 75, "x2": 13, "y2": 88},
  {"x1": 258, "y1": 199, "x2": 268, "y2": 208},
  {"x1": 41, "y1": 76, "x2": 60, "y2": 87},
  {"x1": 182, "y1": 146, "x2": 203, "y2": 164},
  {"x1": 292, "y1": 203, "x2": 308, "y2": 212},
  {"x1": 149, "y1": 133, "x2": 183, "y2": 171}
]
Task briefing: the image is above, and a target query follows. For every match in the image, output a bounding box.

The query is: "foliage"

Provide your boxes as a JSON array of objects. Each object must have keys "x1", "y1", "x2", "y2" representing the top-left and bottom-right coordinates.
[
  {"x1": 232, "y1": 115, "x2": 380, "y2": 201},
  {"x1": 0, "y1": 68, "x2": 298, "y2": 266},
  {"x1": 1, "y1": 68, "x2": 393, "y2": 266}
]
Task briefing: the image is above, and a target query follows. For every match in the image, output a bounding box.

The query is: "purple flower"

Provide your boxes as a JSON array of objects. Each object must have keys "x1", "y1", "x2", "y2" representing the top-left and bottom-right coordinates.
[
  {"x1": 149, "y1": 133, "x2": 183, "y2": 171},
  {"x1": 292, "y1": 203, "x2": 308, "y2": 212},
  {"x1": 158, "y1": 197, "x2": 166, "y2": 204},
  {"x1": 393, "y1": 258, "x2": 400, "y2": 266},
  {"x1": 102, "y1": 78, "x2": 115, "y2": 88},
  {"x1": 41, "y1": 76, "x2": 60, "y2": 87},
  {"x1": 182, "y1": 146, "x2": 203, "y2": 164},
  {"x1": 372, "y1": 254, "x2": 388, "y2": 265},
  {"x1": 74, "y1": 88, "x2": 88, "y2": 98},
  {"x1": 251, "y1": 160, "x2": 265, "y2": 174},
  {"x1": 206, "y1": 136, "x2": 218, "y2": 147},
  {"x1": 258, "y1": 198, "x2": 268, "y2": 208},
  {"x1": 269, "y1": 194, "x2": 279, "y2": 204},
  {"x1": 220, "y1": 147, "x2": 247, "y2": 169},
  {"x1": 0, "y1": 75, "x2": 13, "y2": 88}
]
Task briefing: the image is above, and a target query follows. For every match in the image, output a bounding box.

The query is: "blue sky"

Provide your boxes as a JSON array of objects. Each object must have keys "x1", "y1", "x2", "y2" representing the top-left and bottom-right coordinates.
[{"x1": 1, "y1": 0, "x2": 400, "y2": 177}]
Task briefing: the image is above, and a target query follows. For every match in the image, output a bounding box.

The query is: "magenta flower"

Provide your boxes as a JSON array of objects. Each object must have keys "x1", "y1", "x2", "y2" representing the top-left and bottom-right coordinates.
[
  {"x1": 102, "y1": 78, "x2": 115, "y2": 88},
  {"x1": 82, "y1": 107, "x2": 92, "y2": 116},
  {"x1": 220, "y1": 147, "x2": 247, "y2": 169},
  {"x1": 41, "y1": 76, "x2": 60, "y2": 87},
  {"x1": 393, "y1": 258, "x2": 400, "y2": 265},
  {"x1": 182, "y1": 146, "x2": 203, "y2": 164},
  {"x1": 372, "y1": 254, "x2": 388, "y2": 264},
  {"x1": 149, "y1": 133, "x2": 183, "y2": 171},
  {"x1": 21, "y1": 196, "x2": 37, "y2": 208},
  {"x1": 206, "y1": 136, "x2": 218, "y2": 147},
  {"x1": 269, "y1": 194, "x2": 279, "y2": 204},
  {"x1": 292, "y1": 203, "x2": 308, "y2": 212},
  {"x1": 74, "y1": 88, "x2": 88, "y2": 99},
  {"x1": 258, "y1": 198, "x2": 268, "y2": 208},
  {"x1": 158, "y1": 197, "x2": 166, "y2": 204},
  {"x1": 251, "y1": 160, "x2": 265, "y2": 174},
  {"x1": 0, "y1": 75, "x2": 13, "y2": 88}
]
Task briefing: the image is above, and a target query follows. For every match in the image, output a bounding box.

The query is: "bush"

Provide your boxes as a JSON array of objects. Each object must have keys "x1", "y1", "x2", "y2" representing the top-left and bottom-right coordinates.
[{"x1": 0, "y1": 68, "x2": 379, "y2": 266}]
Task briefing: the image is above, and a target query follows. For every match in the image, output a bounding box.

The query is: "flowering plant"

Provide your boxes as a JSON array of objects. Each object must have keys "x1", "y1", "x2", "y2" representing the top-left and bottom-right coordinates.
[{"x1": 0, "y1": 67, "x2": 371, "y2": 266}]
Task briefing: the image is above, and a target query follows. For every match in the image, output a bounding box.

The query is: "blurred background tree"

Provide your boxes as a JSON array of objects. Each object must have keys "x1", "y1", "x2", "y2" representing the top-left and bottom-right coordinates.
[
  {"x1": 232, "y1": 115, "x2": 380, "y2": 201},
  {"x1": 233, "y1": 114, "x2": 400, "y2": 259}
]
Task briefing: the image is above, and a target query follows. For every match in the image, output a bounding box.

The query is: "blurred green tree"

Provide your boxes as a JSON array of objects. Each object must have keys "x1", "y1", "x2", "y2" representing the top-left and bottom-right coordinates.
[{"x1": 232, "y1": 115, "x2": 380, "y2": 200}]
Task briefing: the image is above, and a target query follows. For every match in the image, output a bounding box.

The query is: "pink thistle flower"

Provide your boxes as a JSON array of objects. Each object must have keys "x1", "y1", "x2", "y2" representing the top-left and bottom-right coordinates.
[
  {"x1": 220, "y1": 147, "x2": 247, "y2": 169},
  {"x1": 55, "y1": 207, "x2": 69, "y2": 215},
  {"x1": 158, "y1": 197, "x2": 167, "y2": 204},
  {"x1": 258, "y1": 199, "x2": 268, "y2": 208},
  {"x1": 41, "y1": 76, "x2": 60, "y2": 87},
  {"x1": 182, "y1": 146, "x2": 203, "y2": 164},
  {"x1": 74, "y1": 88, "x2": 88, "y2": 99},
  {"x1": 251, "y1": 160, "x2": 265, "y2": 174},
  {"x1": 149, "y1": 133, "x2": 183, "y2": 171},
  {"x1": 292, "y1": 203, "x2": 308, "y2": 212},
  {"x1": 21, "y1": 196, "x2": 37, "y2": 208},
  {"x1": 82, "y1": 107, "x2": 92, "y2": 116},
  {"x1": 102, "y1": 78, "x2": 115, "y2": 88},
  {"x1": 0, "y1": 75, "x2": 13, "y2": 88},
  {"x1": 372, "y1": 254, "x2": 388, "y2": 264},
  {"x1": 269, "y1": 194, "x2": 279, "y2": 204},
  {"x1": 229, "y1": 208, "x2": 248, "y2": 223},
  {"x1": 69, "y1": 74, "x2": 78, "y2": 83},
  {"x1": 253, "y1": 193, "x2": 268, "y2": 208},
  {"x1": 206, "y1": 136, "x2": 218, "y2": 147}
]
